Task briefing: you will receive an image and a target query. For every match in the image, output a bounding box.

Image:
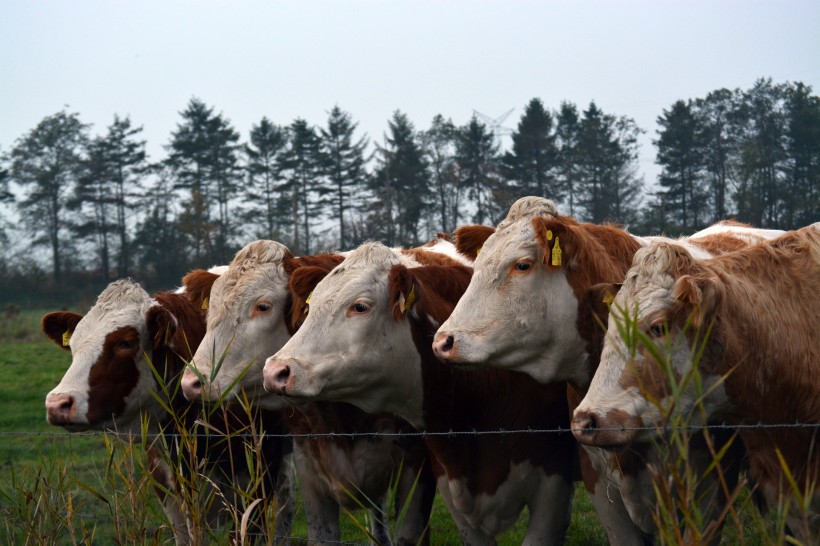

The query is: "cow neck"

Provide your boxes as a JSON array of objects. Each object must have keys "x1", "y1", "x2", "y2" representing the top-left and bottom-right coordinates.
[{"x1": 563, "y1": 225, "x2": 643, "y2": 395}]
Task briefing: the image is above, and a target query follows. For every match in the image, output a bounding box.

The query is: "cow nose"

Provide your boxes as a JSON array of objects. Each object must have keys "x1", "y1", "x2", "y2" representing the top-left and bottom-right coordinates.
[
  {"x1": 263, "y1": 358, "x2": 292, "y2": 394},
  {"x1": 571, "y1": 410, "x2": 598, "y2": 443},
  {"x1": 180, "y1": 370, "x2": 203, "y2": 401},
  {"x1": 432, "y1": 332, "x2": 455, "y2": 360},
  {"x1": 46, "y1": 393, "x2": 76, "y2": 425}
]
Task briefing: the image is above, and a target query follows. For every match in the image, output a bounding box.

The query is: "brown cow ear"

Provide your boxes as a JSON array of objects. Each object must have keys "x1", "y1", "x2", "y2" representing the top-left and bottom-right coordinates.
[
  {"x1": 532, "y1": 217, "x2": 575, "y2": 268},
  {"x1": 42, "y1": 311, "x2": 83, "y2": 350},
  {"x1": 181, "y1": 269, "x2": 220, "y2": 312},
  {"x1": 454, "y1": 225, "x2": 495, "y2": 261},
  {"x1": 146, "y1": 306, "x2": 176, "y2": 349},
  {"x1": 387, "y1": 265, "x2": 415, "y2": 321},
  {"x1": 586, "y1": 283, "x2": 622, "y2": 327},
  {"x1": 673, "y1": 275, "x2": 722, "y2": 328},
  {"x1": 288, "y1": 265, "x2": 333, "y2": 330}
]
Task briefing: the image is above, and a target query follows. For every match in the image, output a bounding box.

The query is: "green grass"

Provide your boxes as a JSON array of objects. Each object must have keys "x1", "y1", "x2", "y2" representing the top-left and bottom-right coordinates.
[{"x1": 0, "y1": 310, "x2": 785, "y2": 545}]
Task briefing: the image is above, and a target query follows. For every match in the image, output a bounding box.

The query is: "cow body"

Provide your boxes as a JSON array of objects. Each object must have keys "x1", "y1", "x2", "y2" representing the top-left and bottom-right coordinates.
[
  {"x1": 180, "y1": 240, "x2": 434, "y2": 546},
  {"x1": 431, "y1": 197, "x2": 784, "y2": 544},
  {"x1": 42, "y1": 277, "x2": 294, "y2": 545},
  {"x1": 573, "y1": 224, "x2": 820, "y2": 543},
  {"x1": 265, "y1": 242, "x2": 576, "y2": 545}
]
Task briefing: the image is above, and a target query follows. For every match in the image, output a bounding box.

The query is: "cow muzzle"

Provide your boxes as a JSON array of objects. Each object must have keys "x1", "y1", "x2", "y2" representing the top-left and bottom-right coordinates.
[
  {"x1": 45, "y1": 392, "x2": 80, "y2": 426},
  {"x1": 431, "y1": 331, "x2": 456, "y2": 361},
  {"x1": 263, "y1": 357, "x2": 298, "y2": 395},
  {"x1": 181, "y1": 368, "x2": 209, "y2": 401},
  {"x1": 571, "y1": 408, "x2": 641, "y2": 449}
]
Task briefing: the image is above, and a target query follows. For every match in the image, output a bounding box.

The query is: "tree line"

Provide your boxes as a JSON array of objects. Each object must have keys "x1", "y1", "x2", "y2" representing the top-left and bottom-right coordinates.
[{"x1": 0, "y1": 78, "x2": 817, "y2": 305}]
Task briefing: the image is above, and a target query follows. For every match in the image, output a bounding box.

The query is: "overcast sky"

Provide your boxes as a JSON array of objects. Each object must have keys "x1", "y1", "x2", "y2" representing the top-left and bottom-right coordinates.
[{"x1": 2, "y1": 0, "x2": 819, "y2": 187}]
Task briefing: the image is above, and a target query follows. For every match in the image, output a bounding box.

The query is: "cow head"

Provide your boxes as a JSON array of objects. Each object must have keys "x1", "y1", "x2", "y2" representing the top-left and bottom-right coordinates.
[
  {"x1": 263, "y1": 242, "x2": 432, "y2": 427},
  {"x1": 433, "y1": 197, "x2": 603, "y2": 386},
  {"x1": 180, "y1": 241, "x2": 296, "y2": 408},
  {"x1": 43, "y1": 279, "x2": 195, "y2": 434},
  {"x1": 572, "y1": 242, "x2": 727, "y2": 448}
]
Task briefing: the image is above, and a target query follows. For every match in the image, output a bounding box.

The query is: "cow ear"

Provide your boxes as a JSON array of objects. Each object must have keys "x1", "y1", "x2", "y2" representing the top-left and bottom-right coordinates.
[
  {"x1": 586, "y1": 283, "x2": 622, "y2": 327},
  {"x1": 42, "y1": 311, "x2": 83, "y2": 350},
  {"x1": 454, "y1": 225, "x2": 495, "y2": 261},
  {"x1": 387, "y1": 264, "x2": 415, "y2": 321},
  {"x1": 146, "y1": 305, "x2": 176, "y2": 349},
  {"x1": 289, "y1": 265, "x2": 333, "y2": 330},
  {"x1": 181, "y1": 269, "x2": 220, "y2": 313},
  {"x1": 532, "y1": 217, "x2": 576, "y2": 268},
  {"x1": 673, "y1": 275, "x2": 722, "y2": 328}
]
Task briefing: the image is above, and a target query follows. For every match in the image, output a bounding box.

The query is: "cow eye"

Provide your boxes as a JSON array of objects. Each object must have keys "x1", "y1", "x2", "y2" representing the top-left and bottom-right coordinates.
[
  {"x1": 117, "y1": 339, "x2": 138, "y2": 351},
  {"x1": 351, "y1": 302, "x2": 370, "y2": 314},
  {"x1": 514, "y1": 261, "x2": 532, "y2": 272},
  {"x1": 647, "y1": 323, "x2": 665, "y2": 337},
  {"x1": 256, "y1": 302, "x2": 272, "y2": 313}
]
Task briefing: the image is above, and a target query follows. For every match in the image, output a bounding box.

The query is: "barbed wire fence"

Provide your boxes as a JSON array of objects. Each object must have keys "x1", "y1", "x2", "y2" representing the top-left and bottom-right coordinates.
[{"x1": 2, "y1": 422, "x2": 818, "y2": 545}]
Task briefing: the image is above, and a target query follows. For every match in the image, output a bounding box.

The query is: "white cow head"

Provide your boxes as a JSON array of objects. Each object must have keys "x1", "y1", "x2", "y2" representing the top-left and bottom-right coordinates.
[
  {"x1": 572, "y1": 242, "x2": 729, "y2": 448},
  {"x1": 180, "y1": 240, "x2": 336, "y2": 410},
  {"x1": 434, "y1": 197, "x2": 616, "y2": 387},
  {"x1": 262, "y1": 242, "x2": 440, "y2": 428},
  {"x1": 43, "y1": 279, "x2": 203, "y2": 434}
]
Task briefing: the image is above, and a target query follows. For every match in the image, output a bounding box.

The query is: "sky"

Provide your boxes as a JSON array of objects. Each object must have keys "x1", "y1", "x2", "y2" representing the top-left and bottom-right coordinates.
[{"x1": 2, "y1": 0, "x2": 819, "y2": 190}]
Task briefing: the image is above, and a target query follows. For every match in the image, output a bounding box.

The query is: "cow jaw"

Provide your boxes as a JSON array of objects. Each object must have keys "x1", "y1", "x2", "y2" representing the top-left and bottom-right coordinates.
[
  {"x1": 263, "y1": 246, "x2": 425, "y2": 428},
  {"x1": 435, "y1": 223, "x2": 587, "y2": 386}
]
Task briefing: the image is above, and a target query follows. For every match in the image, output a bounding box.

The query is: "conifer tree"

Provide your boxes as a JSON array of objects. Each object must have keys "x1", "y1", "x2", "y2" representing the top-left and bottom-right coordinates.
[
  {"x1": 244, "y1": 117, "x2": 290, "y2": 241},
  {"x1": 502, "y1": 98, "x2": 559, "y2": 203}
]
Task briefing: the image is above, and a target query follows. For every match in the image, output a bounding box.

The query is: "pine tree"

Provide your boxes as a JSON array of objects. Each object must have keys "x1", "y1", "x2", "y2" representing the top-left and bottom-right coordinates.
[
  {"x1": 693, "y1": 89, "x2": 738, "y2": 222},
  {"x1": 321, "y1": 106, "x2": 369, "y2": 249},
  {"x1": 70, "y1": 116, "x2": 147, "y2": 281},
  {"x1": 371, "y1": 111, "x2": 430, "y2": 246},
  {"x1": 455, "y1": 116, "x2": 502, "y2": 225},
  {"x1": 421, "y1": 115, "x2": 460, "y2": 233},
  {"x1": 244, "y1": 117, "x2": 290, "y2": 241},
  {"x1": 502, "y1": 98, "x2": 559, "y2": 203},
  {"x1": 9, "y1": 109, "x2": 88, "y2": 279},
  {"x1": 782, "y1": 82, "x2": 820, "y2": 228},
  {"x1": 555, "y1": 102, "x2": 582, "y2": 217},
  {"x1": 282, "y1": 119, "x2": 325, "y2": 254},
  {"x1": 655, "y1": 100, "x2": 708, "y2": 230},
  {"x1": 167, "y1": 98, "x2": 242, "y2": 265}
]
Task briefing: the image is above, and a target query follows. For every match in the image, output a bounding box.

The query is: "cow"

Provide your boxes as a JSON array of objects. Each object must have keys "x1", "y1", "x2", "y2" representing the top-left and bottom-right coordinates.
[
  {"x1": 42, "y1": 274, "x2": 294, "y2": 545},
  {"x1": 571, "y1": 224, "x2": 820, "y2": 544},
  {"x1": 264, "y1": 241, "x2": 577, "y2": 546},
  {"x1": 179, "y1": 240, "x2": 435, "y2": 546},
  {"x1": 430, "y1": 196, "x2": 784, "y2": 544}
]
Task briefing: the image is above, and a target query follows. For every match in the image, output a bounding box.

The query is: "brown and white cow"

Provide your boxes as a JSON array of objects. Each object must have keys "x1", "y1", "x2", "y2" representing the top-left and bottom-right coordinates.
[
  {"x1": 572, "y1": 224, "x2": 820, "y2": 543},
  {"x1": 264, "y1": 241, "x2": 577, "y2": 546},
  {"x1": 431, "y1": 196, "x2": 784, "y2": 543},
  {"x1": 179, "y1": 240, "x2": 435, "y2": 546},
  {"x1": 42, "y1": 276, "x2": 294, "y2": 545}
]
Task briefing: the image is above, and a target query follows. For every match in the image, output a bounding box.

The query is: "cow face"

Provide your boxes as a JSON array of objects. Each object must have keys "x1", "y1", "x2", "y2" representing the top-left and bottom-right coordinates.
[
  {"x1": 263, "y1": 242, "x2": 425, "y2": 428},
  {"x1": 572, "y1": 243, "x2": 728, "y2": 448},
  {"x1": 43, "y1": 280, "x2": 173, "y2": 433},
  {"x1": 181, "y1": 241, "x2": 295, "y2": 409},
  {"x1": 433, "y1": 202, "x2": 589, "y2": 386}
]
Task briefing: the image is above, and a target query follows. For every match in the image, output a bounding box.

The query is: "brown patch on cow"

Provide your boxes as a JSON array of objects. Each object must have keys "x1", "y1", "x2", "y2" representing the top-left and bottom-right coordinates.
[
  {"x1": 181, "y1": 269, "x2": 220, "y2": 314},
  {"x1": 401, "y1": 247, "x2": 465, "y2": 267},
  {"x1": 533, "y1": 216, "x2": 643, "y2": 302},
  {"x1": 85, "y1": 326, "x2": 143, "y2": 424},
  {"x1": 689, "y1": 233, "x2": 756, "y2": 255},
  {"x1": 390, "y1": 262, "x2": 577, "y2": 496},
  {"x1": 282, "y1": 252, "x2": 342, "y2": 277},
  {"x1": 453, "y1": 224, "x2": 496, "y2": 260},
  {"x1": 42, "y1": 311, "x2": 83, "y2": 350},
  {"x1": 288, "y1": 265, "x2": 336, "y2": 331}
]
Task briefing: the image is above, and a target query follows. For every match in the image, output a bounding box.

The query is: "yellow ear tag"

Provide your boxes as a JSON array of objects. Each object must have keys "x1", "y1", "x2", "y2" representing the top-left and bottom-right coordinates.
[
  {"x1": 603, "y1": 293, "x2": 615, "y2": 305},
  {"x1": 402, "y1": 285, "x2": 416, "y2": 313},
  {"x1": 551, "y1": 236, "x2": 562, "y2": 267},
  {"x1": 305, "y1": 291, "x2": 313, "y2": 305},
  {"x1": 62, "y1": 330, "x2": 71, "y2": 347},
  {"x1": 476, "y1": 246, "x2": 482, "y2": 256},
  {"x1": 546, "y1": 229, "x2": 553, "y2": 241},
  {"x1": 201, "y1": 297, "x2": 209, "y2": 310}
]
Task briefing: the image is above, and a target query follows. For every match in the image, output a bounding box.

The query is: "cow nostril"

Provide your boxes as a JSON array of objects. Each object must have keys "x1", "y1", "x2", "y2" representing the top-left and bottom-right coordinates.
[
  {"x1": 59, "y1": 398, "x2": 73, "y2": 414},
  {"x1": 585, "y1": 414, "x2": 597, "y2": 431},
  {"x1": 443, "y1": 335, "x2": 454, "y2": 351},
  {"x1": 275, "y1": 365, "x2": 291, "y2": 384}
]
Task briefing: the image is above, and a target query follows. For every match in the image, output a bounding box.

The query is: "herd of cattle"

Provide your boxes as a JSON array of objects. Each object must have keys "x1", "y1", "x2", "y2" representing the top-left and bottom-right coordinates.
[{"x1": 40, "y1": 196, "x2": 819, "y2": 545}]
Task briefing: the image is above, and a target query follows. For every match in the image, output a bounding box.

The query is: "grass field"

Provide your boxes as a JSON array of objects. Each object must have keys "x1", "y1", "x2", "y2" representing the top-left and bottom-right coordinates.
[{"x1": 0, "y1": 308, "x2": 792, "y2": 544}]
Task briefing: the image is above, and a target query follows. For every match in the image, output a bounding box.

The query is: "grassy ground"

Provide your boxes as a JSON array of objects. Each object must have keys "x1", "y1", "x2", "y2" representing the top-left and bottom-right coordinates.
[{"x1": 0, "y1": 309, "x2": 785, "y2": 544}]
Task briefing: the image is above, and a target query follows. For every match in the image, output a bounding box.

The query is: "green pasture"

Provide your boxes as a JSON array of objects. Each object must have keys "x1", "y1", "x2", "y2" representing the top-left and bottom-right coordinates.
[{"x1": 0, "y1": 309, "x2": 787, "y2": 544}]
